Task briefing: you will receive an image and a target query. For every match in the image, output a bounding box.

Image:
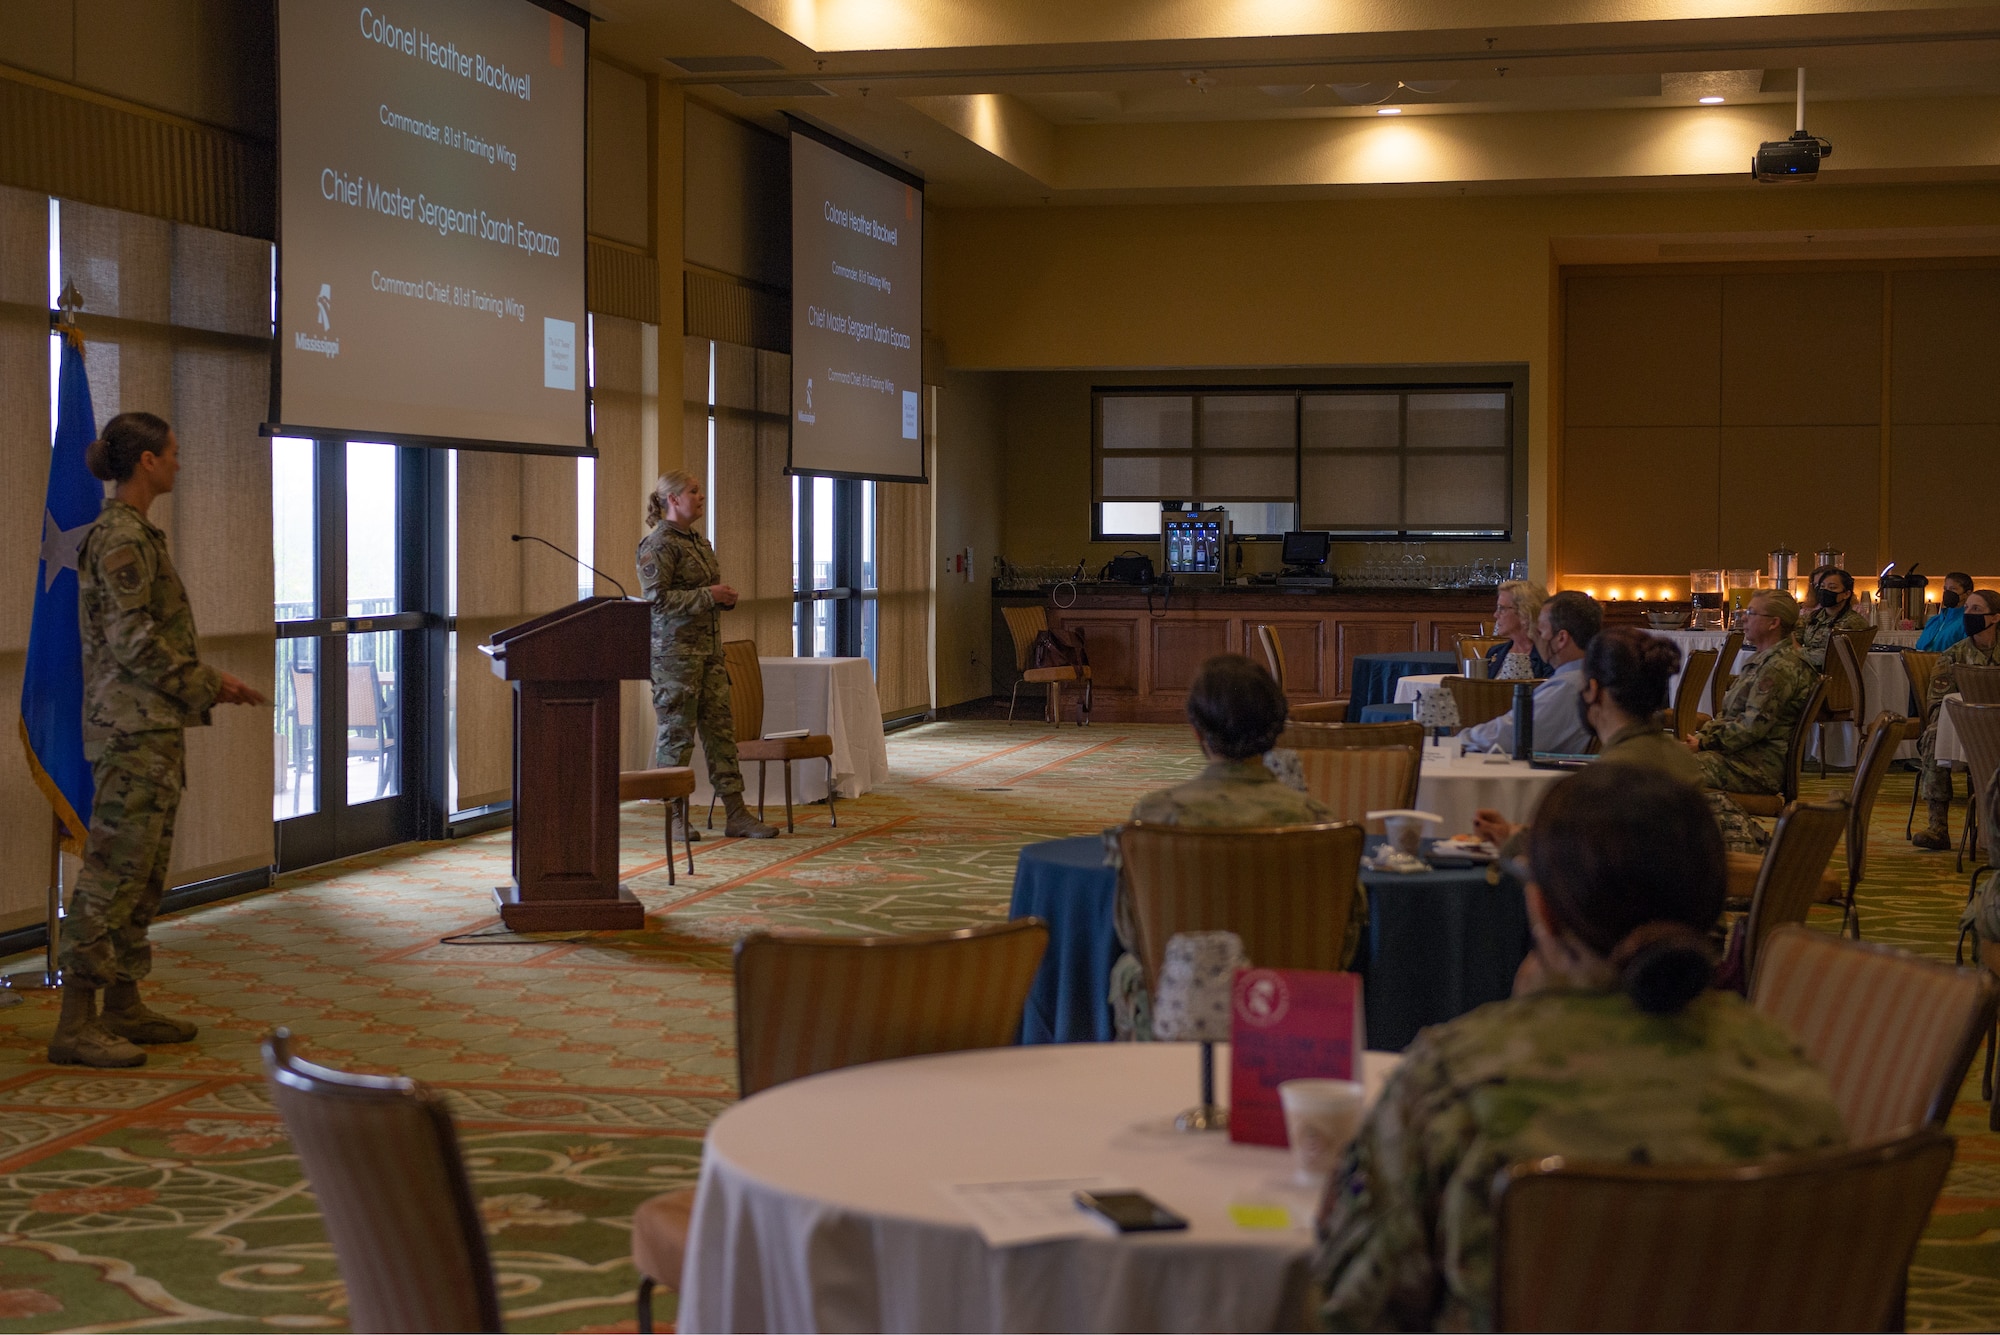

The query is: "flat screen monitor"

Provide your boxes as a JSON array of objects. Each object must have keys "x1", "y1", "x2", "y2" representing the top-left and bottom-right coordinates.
[{"x1": 1282, "y1": 530, "x2": 1332, "y2": 567}]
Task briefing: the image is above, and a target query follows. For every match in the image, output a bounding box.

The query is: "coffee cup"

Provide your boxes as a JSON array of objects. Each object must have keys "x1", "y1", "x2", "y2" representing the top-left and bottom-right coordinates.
[{"x1": 1279, "y1": 1078, "x2": 1367, "y2": 1186}]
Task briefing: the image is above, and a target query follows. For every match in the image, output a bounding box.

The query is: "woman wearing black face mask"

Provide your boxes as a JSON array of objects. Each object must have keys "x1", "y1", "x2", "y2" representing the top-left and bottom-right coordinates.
[
  {"x1": 1794, "y1": 565, "x2": 1870, "y2": 670},
  {"x1": 1914, "y1": 588, "x2": 2000, "y2": 849},
  {"x1": 1919, "y1": 572, "x2": 1976, "y2": 652}
]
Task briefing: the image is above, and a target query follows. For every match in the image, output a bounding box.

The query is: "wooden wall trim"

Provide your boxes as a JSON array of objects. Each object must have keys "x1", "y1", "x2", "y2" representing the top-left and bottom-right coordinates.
[{"x1": 587, "y1": 238, "x2": 660, "y2": 324}]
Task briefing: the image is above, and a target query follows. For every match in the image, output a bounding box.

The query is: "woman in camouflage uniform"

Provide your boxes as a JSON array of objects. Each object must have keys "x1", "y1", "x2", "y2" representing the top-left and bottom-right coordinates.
[
  {"x1": 1794, "y1": 565, "x2": 1872, "y2": 669},
  {"x1": 54, "y1": 413, "x2": 266, "y2": 1068},
  {"x1": 637, "y1": 471, "x2": 776, "y2": 840},
  {"x1": 1314, "y1": 764, "x2": 1845, "y2": 1331},
  {"x1": 1912, "y1": 588, "x2": 2000, "y2": 850}
]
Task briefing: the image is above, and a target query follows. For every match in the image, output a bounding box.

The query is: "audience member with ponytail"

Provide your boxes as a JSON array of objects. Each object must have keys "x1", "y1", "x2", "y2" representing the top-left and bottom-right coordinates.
[
  {"x1": 52, "y1": 413, "x2": 267, "y2": 1069},
  {"x1": 1314, "y1": 763, "x2": 1847, "y2": 1332}
]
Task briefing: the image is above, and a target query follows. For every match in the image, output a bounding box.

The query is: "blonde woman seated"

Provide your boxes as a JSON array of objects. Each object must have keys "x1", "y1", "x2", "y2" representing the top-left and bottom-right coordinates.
[
  {"x1": 1485, "y1": 579, "x2": 1553, "y2": 680},
  {"x1": 1110, "y1": 655, "x2": 1359, "y2": 1038},
  {"x1": 1314, "y1": 764, "x2": 1845, "y2": 1332}
]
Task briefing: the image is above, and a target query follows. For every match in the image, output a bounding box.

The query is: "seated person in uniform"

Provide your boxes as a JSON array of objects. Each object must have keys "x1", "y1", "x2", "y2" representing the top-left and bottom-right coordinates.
[
  {"x1": 1795, "y1": 565, "x2": 1871, "y2": 669},
  {"x1": 1686, "y1": 591, "x2": 1817, "y2": 796},
  {"x1": 1486, "y1": 579, "x2": 1553, "y2": 681},
  {"x1": 1919, "y1": 571, "x2": 1975, "y2": 652},
  {"x1": 1913, "y1": 589, "x2": 2000, "y2": 850},
  {"x1": 1471, "y1": 628, "x2": 1764, "y2": 854},
  {"x1": 1459, "y1": 591, "x2": 1600, "y2": 756},
  {"x1": 1112, "y1": 654, "x2": 1356, "y2": 1038},
  {"x1": 1313, "y1": 764, "x2": 1847, "y2": 1333}
]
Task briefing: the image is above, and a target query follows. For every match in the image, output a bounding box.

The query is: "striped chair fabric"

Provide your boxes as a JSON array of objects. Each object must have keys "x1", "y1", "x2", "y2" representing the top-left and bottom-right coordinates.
[
  {"x1": 1291, "y1": 747, "x2": 1417, "y2": 832},
  {"x1": 1737, "y1": 797, "x2": 1849, "y2": 982},
  {"x1": 262, "y1": 1030, "x2": 501, "y2": 1334},
  {"x1": 1831, "y1": 712, "x2": 1909, "y2": 937},
  {"x1": 1492, "y1": 1130, "x2": 1955, "y2": 1332},
  {"x1": 1751, "y1": 925, "x2": 1997, "y2": 1145},
  {"x1": 1119, "y1": 821, "x2": 1365, "y2": 991},
  {"x1": 1444, "y1": 675, "x2": 1526, "y2": 729},
  {"x1": 1956, "y1": 665, "x2": 2000, "y2": 705},
  {"x1": 1256, "y1": 623, "x2": 1287, "y2": 692},
  {"x1": 733, "y1": 919, "x2": 1050, "y2": 1097},
  {"x1": 1947, "y1": 699, "x2": 2000, "y2": 877},
  {"x1": 1673, "y1": 647, "x2": 1718, "y2": 740}
]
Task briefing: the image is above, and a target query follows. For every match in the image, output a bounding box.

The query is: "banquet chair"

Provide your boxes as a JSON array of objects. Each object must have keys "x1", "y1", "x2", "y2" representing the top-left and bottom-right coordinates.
[
  {"x1": 1720, "y1": 676, "x2": 1827, "y2": 819},
  {"x1": 1751, "y1": 925, "x2": 1996, "y2": 1144},
  {"x1": 1673, "y1": 648, "x2": 1718, "y2": 741},
  {"x1": 288, "y1": 665, "x2": 316, "y2": 781},
  {"x1": 717, "y1": 640, "x2": 838, "y2": 833},
  {"x1": 1816, "y1": 630, "x2": 1876, "y2": 776},
  {"x1": 618, "y1": 767, "x2": 696, "y2": 884},
  {"x1": 1275, "y1": 721, "x2": 1421, "y2": 828},
  {"x1": 1443, "y1": 675, "x2": 1526, "y2": 730},
  {"x1": 1454, "y1": 634, "x2": 1508, "y2": 677},
  {"x1": 1904, "y1": 649, "x2": 1944, "y2": 836},
  {"x1": 1957, "y1": 665, "x2": 2000, "y2": 705},
  {"x1": 1118, "y1": 822, "x2": 1365, "y2": 992},
  {"x1": 631, "y1": 920, "x2": 1050, "y2": 1332},
  {"x1": 1728, "y1": 797, "x2": 1849, "y2": 985},
  {"x1": 1946, "y1": 700, "x2": 2000, "y2": 882},
  {"x1": 1695, "y1": 630, "x2": 1747, "y2": 727},
  {"x1": 1257, "y1": 622, "x2": 1345, "y2": 715},
  {"x1": 348, "y1": 661, "x2": 397, "y2": 798},
  {"x1": 1825, "y1": 713, "x2": 1910, "y2": 938},
  {"x1": 1491, "y1": 1129, "x2": 1954, "y2": 1333},
  {"x1": 261, "y1": 1030, "x2": 501, "y2": 1334},
  {"x1": 1001, "y1": 605, "x2": 1091, "y2": 726}
]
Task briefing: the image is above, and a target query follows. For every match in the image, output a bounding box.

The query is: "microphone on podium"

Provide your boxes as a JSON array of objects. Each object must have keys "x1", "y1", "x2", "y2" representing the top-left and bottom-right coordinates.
[{"x1": 511, "y1": 533, "x2": 631, "y2": 599}]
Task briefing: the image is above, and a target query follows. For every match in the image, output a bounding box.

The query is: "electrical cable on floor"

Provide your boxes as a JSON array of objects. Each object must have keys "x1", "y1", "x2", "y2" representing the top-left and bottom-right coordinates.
[{"x1": 438, "y1": 925, "x2": 589, "y2": 946}]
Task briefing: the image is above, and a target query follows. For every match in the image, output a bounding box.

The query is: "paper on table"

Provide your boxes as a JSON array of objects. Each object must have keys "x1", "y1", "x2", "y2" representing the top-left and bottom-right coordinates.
[{"x1": 940, "y1": 1176, "x2": 1118, "y2": 1247}]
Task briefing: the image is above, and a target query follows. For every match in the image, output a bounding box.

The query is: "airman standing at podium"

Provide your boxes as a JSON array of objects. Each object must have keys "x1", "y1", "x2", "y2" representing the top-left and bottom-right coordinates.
[{"x1": 638, "y1": 471, "x2": 777, "y2": 840}]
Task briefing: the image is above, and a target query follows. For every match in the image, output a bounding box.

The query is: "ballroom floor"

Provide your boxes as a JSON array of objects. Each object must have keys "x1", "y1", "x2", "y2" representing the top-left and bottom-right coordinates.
[{"x1": 0, "y1": 721, "x2": 1996, "y2": 1331}]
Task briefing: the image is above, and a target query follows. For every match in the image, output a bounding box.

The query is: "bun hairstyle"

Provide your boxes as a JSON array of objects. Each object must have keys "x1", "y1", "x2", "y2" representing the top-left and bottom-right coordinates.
[
  {"x1": 1527, "y1": 764, "x2": 1725, "y2": 1014},
  {"x1": 1583, "y1": 625, "x2": 1683, "y2": 720},
  {"x1": 85, "y1": 412, "x2": 172, "y2": 483},
  {"x1": 1185, "y1": 653, "x2": 1288, "y2": 760},
  {"x1": 646, "y1": 469, "x2": 698, "y2": 527}
]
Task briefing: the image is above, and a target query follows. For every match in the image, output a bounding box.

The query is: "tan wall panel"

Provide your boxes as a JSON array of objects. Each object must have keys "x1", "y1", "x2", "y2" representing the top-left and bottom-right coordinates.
[
  {"x1": 1719, "y1": 272, "x2": 1882, "y2": 427},
  {"x1": 1564, "y1": 274, "x2": 1720, "y2": 428},
  {"x1": 0, "y1": 187, "x2": 51, "y2": 654},
  {"x1": 455, "y1": 619, "x2": 515, "y2": 809},
  {"x1": 171, "y1": 632, "x2": 274, "y2": 882},
  {"x1": 683, "y1": 102, "x2": 789, "y2": 289},
  {"x1": 1717, "y1": 425, "x2": 1881, "y2": 572},
  {"x1": 589, "y1": 60, "x2": 650, "y2": 251},
  {"x1": 711, "y1": 340, "x2": 758, "y2": 646},
  {"x1": 753, "y1": 350, "x2": 796, "y2": 656},
  {"x1": 0, "y1": 2, "x2": 74, "y2": 78},
  {"x1": 1889, "y1": 424, "x2": 2000, "y2": 577},
  {"x1": 519, "y1": 454, "x2": 579, "y2": 611},
  {"x1": 588, "y1": 314, "x2": 656, "y2": 769},
  {"x1": 171, "y1": 345, "x2": 272, "y2": 639},
  {"x1": 1560, "y1": 427, "x2": 1720, "y2": 573},
  {"x1": 1891, "y1": 269, "x2": 2000, "y2": 426},
  {"x1": 455, "y1": 452, "x2": 524, "y2": 620},
  {"x1": 934, "y1": 372, "x2": 1004, "y2": 706}
]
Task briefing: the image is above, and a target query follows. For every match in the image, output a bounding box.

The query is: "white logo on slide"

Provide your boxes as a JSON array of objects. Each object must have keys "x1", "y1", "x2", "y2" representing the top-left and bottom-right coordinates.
[
  {"x1": 806, "y1": 378, "x2": 814, "y2": 410},
  {"x1": 797, "y1": 377, "x2": 816, "y2": 426},
  {"x1": 316, "y1": 283, "x2": 332, "y2": 331}
]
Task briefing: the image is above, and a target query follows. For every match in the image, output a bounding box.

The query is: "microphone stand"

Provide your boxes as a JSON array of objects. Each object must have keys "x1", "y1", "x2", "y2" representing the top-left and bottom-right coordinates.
[{"x1": 511, "y1": 533, "x2": 630, "y2": 599}]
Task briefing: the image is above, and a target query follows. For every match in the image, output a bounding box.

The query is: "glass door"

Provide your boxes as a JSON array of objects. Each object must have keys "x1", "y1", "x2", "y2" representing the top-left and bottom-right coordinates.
[
  {"x1": 793, "y1": 474, "x2": 877, "y2": 662},
  {"x1": 273, "y1": 438, "x2": 446, "y2": 870}
]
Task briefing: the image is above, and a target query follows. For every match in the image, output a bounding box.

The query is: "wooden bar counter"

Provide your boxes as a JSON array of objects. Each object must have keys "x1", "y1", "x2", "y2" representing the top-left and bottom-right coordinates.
[{"x1": 1021, "y1": 584, "x2": 1494, "y2": 723}]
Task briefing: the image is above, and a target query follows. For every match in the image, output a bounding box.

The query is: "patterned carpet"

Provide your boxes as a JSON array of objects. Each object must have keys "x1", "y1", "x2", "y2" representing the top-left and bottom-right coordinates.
[{"x1": 0, "y1": 721, "x2": 1995, "y2": 1331}]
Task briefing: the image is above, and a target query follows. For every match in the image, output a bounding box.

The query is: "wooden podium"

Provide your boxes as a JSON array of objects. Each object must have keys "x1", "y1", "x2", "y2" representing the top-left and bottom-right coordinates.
[{"x1": 484, "y1": 597, "x2": 651, "y2": 931}]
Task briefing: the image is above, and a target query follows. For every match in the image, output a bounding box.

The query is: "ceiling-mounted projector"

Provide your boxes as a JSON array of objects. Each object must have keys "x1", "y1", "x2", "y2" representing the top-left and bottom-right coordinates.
[
  {"x1": 1754, "y1": 130, "x2": 1833, "y2": 181},
  {"x1": 1754, "y1": 66, "x2": 1832, "y2": 182}
]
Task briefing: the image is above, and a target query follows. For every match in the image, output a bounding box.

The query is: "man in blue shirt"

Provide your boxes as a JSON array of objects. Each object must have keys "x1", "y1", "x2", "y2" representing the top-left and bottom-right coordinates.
[
  {"x1": 1461, "y1": 590, "x2": 1601, "y2": 756},
  {"x1": 1918, "y1": 572, "x2": 1974, "y2": 652}
]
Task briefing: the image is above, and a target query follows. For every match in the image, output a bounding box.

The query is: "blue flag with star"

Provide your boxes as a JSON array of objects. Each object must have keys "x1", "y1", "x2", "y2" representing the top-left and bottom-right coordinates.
[{"x1": 20, "y1": 328, "x2": 102, "y2": 854}]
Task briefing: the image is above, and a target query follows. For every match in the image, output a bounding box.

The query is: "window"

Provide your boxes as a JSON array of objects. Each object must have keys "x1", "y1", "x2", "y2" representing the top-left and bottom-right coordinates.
[{"x1": 1094, "y1": 385, "x2": 1513, "y2": 541}]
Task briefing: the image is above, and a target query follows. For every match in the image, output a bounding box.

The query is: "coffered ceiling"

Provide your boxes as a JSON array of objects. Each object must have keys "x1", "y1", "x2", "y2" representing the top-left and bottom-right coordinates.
[{"x1": 586, "y1": 1, "x2": 2000, "y2": 201}]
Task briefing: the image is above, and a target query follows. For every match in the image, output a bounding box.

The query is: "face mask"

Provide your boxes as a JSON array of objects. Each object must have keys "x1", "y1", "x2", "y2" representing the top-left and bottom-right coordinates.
[
  {"x1": 1966, "y1": 612, "x2": 1990, "y2": 636},
  {"x1": 1817, "y1": 588, "x2": 1842, "y2": 609},
  {"x1": 1945, "y1": 589, "x2": 1963, "y2": 609}
]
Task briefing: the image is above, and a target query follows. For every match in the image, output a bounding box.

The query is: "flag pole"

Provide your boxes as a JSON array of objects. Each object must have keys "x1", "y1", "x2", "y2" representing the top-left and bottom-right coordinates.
[{"x1": 0, "y1": 817, "x2": 62, "y2": 992}]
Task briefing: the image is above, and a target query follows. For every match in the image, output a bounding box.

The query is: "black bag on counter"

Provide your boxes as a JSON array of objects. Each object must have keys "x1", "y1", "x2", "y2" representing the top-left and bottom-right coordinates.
[{"x1": 1100, "y1": 551, "x2": 1156, "y2": 585}]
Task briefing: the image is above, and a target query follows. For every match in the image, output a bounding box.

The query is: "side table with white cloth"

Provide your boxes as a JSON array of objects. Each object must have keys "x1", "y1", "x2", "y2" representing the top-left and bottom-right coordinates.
[
  {"x1": 686, "y1": 657, "x2": 891, "y2": 809},
  {"x1": 679, "y1": 1043, "x2": 1401, "y2": 1334},
  {"x1": 1415, "y1": 743, "x2": 1567, "y2": 837}
]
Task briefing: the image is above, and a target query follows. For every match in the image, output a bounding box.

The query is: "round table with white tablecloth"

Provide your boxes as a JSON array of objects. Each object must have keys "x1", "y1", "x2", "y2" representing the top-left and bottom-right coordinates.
[
  {"x1": 685, "y1": 656, "x2": 890, "y2": 808},
  {"x1": 678, "y1": 1043, "x2": 1401, "y2": 1334},
  {"x1": 1414, "y1": 744, "x2": 1567, "y2": 837}
]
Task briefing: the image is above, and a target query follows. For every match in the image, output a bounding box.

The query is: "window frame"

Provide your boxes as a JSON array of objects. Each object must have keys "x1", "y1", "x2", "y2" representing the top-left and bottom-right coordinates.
[{"x1": 1091, "y1": 383, "x2": 1515, "y2": 543}]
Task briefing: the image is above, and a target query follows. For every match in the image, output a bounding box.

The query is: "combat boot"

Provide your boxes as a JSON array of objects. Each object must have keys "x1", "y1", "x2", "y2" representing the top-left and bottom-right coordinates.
[
  {"x1": 1913, "y1": 799, "x2": 1954, "y2": 851},
  {"x1": 100, "y1": 980, "x2": 199, "y2": 1044},
  {"x1": 669, "y1": 808, "x2": 702, "y2": 843},
  {"x1": 722, "y1": 792, "x2": 778, "y2": 839},
  {"x1": 48, "y1": 984, "x2": 145, "y2": 1068}
]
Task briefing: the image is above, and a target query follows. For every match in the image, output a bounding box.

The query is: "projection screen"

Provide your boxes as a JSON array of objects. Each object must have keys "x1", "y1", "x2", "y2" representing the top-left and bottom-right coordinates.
[
  {"x1": 273, "y1": 0, "x2": 590, "y2": 453},
  {"x1": 790, "y1": 124, "x2": 926, "y2": 482}
]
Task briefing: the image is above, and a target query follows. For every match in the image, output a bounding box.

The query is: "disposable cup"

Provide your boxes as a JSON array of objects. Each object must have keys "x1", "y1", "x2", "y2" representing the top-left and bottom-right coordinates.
[{"x1": 1279, "y1": 1079, "x2": 1367, "y2": 1187}]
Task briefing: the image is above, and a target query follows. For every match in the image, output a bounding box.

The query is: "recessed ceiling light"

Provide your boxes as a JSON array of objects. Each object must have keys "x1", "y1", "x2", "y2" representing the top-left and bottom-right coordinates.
[
  {"x1": 1699, "y1": 95, "x2": 1726, "y2": 104},
  {"x1": 1378, "y1": 107, "x2": 1402, "y2": 115}
]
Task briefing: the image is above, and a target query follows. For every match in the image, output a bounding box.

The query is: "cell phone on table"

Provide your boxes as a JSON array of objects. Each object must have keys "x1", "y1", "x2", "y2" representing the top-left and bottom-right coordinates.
[{"x1": 1074, "y1": 1189, "x2": 1188, "y2": 1233}]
